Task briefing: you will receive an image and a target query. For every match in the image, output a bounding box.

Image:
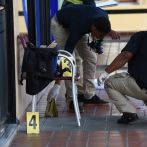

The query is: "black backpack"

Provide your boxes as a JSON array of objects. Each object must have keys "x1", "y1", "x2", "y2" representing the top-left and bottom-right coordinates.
[{"x1": 21, "y1": 43, "x2": 59, "y2": 95}]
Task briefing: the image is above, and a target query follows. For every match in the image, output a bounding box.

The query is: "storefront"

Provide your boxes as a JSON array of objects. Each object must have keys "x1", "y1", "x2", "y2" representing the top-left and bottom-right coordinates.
[{"x1": 0, "y1": 0, "x2": 17, "y2": 146}]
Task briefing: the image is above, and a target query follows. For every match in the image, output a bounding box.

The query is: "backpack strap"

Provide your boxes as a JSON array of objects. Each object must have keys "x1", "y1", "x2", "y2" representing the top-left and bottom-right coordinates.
[{"x1": 20, "y1": 72, "x2": 24, "y2": 85}]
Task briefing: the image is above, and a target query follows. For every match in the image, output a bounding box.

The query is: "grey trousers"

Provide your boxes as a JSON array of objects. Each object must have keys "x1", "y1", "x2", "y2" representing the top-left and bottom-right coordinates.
[
  {"x1": 104, "y1": 72, "x2": 147, "y2": 113},
  {"x1": 51, "y1": 15, "x2": 97, "y2": 101}
]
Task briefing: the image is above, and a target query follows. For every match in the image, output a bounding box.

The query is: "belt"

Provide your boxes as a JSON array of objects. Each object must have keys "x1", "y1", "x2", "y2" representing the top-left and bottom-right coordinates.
[{"x1": 136, "y1": 79, "x2": 147, "y2": 94}]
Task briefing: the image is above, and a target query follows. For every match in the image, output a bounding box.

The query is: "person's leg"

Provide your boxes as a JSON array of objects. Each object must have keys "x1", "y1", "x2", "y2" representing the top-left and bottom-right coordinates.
[
  {"x1": 76, "y1": 34, "x2": 96, "y2": 98},
  {"x1": 105, "y1": 72, "x2": 147, "y2": 113},
  {"x1": 74, "y1": 49, "x2": 83, "y2": 95},
  {"x1": 51, "y1": 15, "x2": 84, "y2": 113},
  {"x1": 63, "y1": 54, "x2": 84, "y2": 112},
  {"x1": 104, "y1": 72, "x2": 147, "y2": 123},
  {"x1": 51, "y1": 15, "x2": 72, "y2": 101},
  {"x1": 65, "y1": 48, "x2": 84, "y2": 102},
  {"x1": 51, "y1": 15, "x2": 69, "y2": 50},
  {"x1": 76, "y1": 34, "x2": 109, "y2": 105},
  {"x1": 51, "y1": 15, "x2": 74, "y2": 101}
]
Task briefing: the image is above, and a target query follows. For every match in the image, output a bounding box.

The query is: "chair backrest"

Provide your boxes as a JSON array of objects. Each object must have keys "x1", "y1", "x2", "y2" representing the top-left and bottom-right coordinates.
[
  {"x1": 19, "y1": 34, "x2": 58, "y2": 75},
  {"x1": 19, "y1": 34, "x2": 29, "y2": 49}
]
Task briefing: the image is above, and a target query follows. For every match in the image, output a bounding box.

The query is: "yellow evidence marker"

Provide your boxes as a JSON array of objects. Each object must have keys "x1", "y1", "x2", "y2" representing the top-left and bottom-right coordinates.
[
  {"x1": 62, "y1": 57, "x2": 73, "y2": 77},
  {"x1": 45, "y1": 98, "x2": 58, "y2": 117},
  {"x1": 27, "y1": 112, "x2": 39, "y2": 134}
]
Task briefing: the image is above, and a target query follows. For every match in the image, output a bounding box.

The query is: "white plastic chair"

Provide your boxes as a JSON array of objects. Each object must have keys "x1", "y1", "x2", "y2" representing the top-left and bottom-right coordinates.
[{"x1": 19, "y1": 34, "x2": 81, "y2": 127}]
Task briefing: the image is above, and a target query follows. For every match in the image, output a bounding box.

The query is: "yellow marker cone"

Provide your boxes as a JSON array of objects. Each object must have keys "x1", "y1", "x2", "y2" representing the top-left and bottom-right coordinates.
[
  {"x1": 45, "y1": 97, "x2": 58, "y2": 117},
  {"x1": 45, "y1": 98, "x2": 54, "y2": 117},
  {"x1": 53, "y1": 99, "x2": 58, "y2": 117},
  {"x1": 62, "y1": 57, "x2": 73, "y2": 77},
  {"x1": 27, "y1": 112, "x2": 39, "y2": 134}
]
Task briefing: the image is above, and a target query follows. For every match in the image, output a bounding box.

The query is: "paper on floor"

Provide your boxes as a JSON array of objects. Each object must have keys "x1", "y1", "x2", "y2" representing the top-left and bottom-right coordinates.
[
  {"x1": 95, "y1": 0, "x2": 118, "y2": 8},
  {"x1": 137, "y1": 106, "x2": 147, "y2": 110}
]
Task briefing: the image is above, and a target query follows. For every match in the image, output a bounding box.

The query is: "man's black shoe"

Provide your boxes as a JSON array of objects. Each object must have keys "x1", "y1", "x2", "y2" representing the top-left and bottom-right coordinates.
[
  {"x1": 65, "y1": 94, "x2": 84, "y2": 102},
  {"x1": 83, "y1": 94, "x2": 109, "y2": 106},
  {"x1": 117, "y1": 113, "x2": 139, "y2": 124},
  {"x1": 69, "y1": 100, "x2": 84, "y2": 113},
  {"x1": 77, "y1": 94, "x2": 84, "y2": 102}
]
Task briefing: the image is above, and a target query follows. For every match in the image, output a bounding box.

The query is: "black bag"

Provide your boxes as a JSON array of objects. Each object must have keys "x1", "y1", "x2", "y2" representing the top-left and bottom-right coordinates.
[{"x1": 21, "y1": 46, "x2": 59, "y2": 95}]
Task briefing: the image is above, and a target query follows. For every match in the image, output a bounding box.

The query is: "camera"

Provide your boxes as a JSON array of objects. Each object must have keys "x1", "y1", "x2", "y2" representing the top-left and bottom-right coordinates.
[{"x1": 89, "y1": 39, "x2": 104, "y2": 54}]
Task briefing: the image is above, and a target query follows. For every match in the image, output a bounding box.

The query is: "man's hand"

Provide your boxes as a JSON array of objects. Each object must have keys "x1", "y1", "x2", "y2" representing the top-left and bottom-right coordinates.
[
  {"x1": 109, "y1": 30, "x2": 120, "y2": 40},
  {"x1": 47, "y1": 84, "x2": 60, "y2": 102},
  {"x1": 97, "y1": 71, "x2": 109, "y2": 86}
]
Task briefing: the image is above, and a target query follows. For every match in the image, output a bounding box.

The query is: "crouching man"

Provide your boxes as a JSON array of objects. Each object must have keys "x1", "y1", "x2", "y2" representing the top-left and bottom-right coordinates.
[{"x1": 97, "y1": 31, "x2": 147, "y2": 124}]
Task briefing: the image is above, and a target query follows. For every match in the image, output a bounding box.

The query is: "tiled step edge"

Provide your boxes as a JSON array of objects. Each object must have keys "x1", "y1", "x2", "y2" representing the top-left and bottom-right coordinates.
[{"x1": 0, "y1": 124, "x2": 18, "y2": 147}]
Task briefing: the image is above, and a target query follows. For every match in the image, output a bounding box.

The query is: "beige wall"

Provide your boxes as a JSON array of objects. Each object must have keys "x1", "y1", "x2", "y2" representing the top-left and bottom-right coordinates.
[
  {"x1": 18, "y1": 1, "x2": 147, "y2": 34},
  {"x1": 104, "y1": 4, "x2": 147, "y2": 32},
  {"x1": 138, "y1": 0, "x2": 147, "y2": 5},
  {"x1": 18, "y1": 0, "x2": 27, "y2": 34},
  {"x1": 13, "y1": 0, "x2": 32, "y2": 120},
  {"x1": 108, "y1": 13, "x2": 147, "y2": 32}
]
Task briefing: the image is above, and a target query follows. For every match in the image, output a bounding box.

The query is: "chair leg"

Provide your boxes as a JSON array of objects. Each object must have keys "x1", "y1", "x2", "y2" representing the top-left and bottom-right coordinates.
[
  {"x1": 74, "y1": 83, "x2": 81, "y2": 119},
  {"x1": 72, "y1": 79, "x2": 81, "y2": 127},
  {"x1": 32, "y1": 95, "x2": 37, "y2": 112},
  {"x1": 72, "y1": 92, "x2": 81, "y2": 126},
  {"x1": 58, "y1": 52, "x2": 81, "y2": 126}
]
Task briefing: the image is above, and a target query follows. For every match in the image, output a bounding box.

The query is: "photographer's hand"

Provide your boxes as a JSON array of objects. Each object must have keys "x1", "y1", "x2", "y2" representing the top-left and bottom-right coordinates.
[{"x1": 108, "y1": 30, "x2": 120, "y2": 40}]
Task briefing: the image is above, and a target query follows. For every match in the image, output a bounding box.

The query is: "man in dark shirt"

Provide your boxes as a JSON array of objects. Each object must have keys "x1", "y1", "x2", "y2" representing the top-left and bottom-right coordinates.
[
  {"x1": 50, "y1": 4, "x2": 120, "y2": 108},
  {"x1": 46, "y1": 0, "x2": 99, "y2": 114},
  {"x1": 98, "y1": 31, "x2": 147, "y2": 124},
  {"x1": 53, "y1": 5, "x2": 119, "y2": 53}
]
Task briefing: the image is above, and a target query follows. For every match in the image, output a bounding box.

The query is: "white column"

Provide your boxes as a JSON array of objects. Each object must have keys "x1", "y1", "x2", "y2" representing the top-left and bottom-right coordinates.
[{"x1": 58, "y1": 0, "x2": 64, "y2": 10}]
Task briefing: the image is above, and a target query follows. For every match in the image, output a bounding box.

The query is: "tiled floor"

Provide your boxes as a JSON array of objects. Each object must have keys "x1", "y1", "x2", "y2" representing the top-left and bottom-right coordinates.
[
  {"x1": 9, "y1": 33, "x2": 147, "y2": 147},
  {"x1": 9, "y1": 131, "x2": 147, "y2": 147}
]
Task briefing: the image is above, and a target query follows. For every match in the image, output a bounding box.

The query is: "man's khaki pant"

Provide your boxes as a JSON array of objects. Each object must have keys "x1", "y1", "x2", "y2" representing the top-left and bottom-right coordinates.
[
  {"x1": 104, "y1": 72, "x2": 147, "y2": 113},
  {"x1": 51, "y1": 15, "x2": 97, "y2": 101},
  {"x1": 74, "y1": 49, "x2": 83, "y2": 95}
]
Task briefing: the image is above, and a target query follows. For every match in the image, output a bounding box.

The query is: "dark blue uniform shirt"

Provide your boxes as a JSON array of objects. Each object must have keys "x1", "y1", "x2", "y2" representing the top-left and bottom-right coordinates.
[
  {"x1": 56, "y1": 5, "x2": 108, "y2": 53},
  {"x1": 122, "y1": 31, "x2": 147, "y2": 89}
]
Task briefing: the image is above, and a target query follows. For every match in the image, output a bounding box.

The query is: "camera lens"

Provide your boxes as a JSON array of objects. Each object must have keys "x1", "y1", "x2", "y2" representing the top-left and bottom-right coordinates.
[{"x1": 89, "y1": 40, "x2": 104, "y2": 54}]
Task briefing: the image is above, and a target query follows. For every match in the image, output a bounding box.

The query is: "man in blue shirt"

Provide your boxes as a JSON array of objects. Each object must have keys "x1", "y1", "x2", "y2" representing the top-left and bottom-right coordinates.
[
  {"x1": 50, "y1": 4, "x2": 120, "y2": 108},
  {"x1": 98, "y1": 31, "x2": 147, "y2": 124},
  {"x1": 53, "y1": 5, "x2": 119, "y2": 53},
  {"x1": 46, "y1": 1, "x2": 99, "y2": 115},
  {"x1": 60, "y1": 0, "x2": 107, "y2": 112}
]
